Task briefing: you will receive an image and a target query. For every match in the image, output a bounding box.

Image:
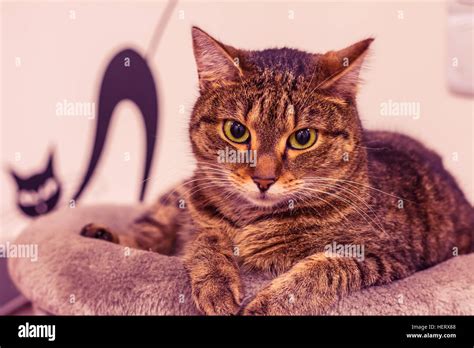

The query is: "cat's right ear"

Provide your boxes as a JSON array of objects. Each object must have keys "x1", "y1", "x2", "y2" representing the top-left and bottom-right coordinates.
[
  {"x1": 191, "y1": 26, "x2": 243, "y2": 92},
  {"x1": 9, "y1": 169, "x2": 23, "y2": 187}
]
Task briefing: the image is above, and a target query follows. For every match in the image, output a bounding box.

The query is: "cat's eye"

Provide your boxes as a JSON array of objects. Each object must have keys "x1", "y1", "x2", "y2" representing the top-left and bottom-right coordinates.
[
  {"x1": 39, "y1": 178, "x2": 58, "y2": 199},
  {"x1": 19, "y1": 191, "x2": 38, "y2": 206},
  {"x1": 223, "y1": 120, "x2": 250, "y2": 143},
  {"x1": 288, "y1": 128, "x2": 318, "y2": 150}
]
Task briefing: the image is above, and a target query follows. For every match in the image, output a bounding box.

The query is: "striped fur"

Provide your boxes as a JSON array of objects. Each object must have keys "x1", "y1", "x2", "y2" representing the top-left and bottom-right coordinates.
[{"x1": 81, "y1": 27, "x2": 474, "y2": 315}]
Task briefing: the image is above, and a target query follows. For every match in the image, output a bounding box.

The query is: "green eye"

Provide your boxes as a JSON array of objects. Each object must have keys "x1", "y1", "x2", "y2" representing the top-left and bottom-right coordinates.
[
  {"x1": 288, "y1": 128, "x2": 318, "y2": 150},
  {"x1": 223, "y1": 120, "x2": 250, "y2": 143}
]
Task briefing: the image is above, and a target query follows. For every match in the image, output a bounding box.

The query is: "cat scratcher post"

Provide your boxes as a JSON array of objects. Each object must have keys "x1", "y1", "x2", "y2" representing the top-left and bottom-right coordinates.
[{"x1": 8, "y1": 205, "x2": 474, "y2": 315}]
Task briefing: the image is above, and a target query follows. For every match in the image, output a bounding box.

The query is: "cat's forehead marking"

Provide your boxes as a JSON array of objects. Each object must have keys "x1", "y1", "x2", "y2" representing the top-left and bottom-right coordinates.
[
  {"x1": 285, "y1": 104, "x2": 296, "y2": 129},
  {"x1": 246, "y1": 92, "x2": 293, "y2": 129},
  {"x1": 245, "y1": 99, "x2": 261, "y2": 124},
  {"x1": 315, "y1": 94, "x2": 348, "y2": 107}
]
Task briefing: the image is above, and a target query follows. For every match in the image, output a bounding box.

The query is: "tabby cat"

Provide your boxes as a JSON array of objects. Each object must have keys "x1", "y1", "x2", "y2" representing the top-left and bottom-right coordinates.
[{"x1": 81, "y1": 27, "x2": 474, "y2": 315}]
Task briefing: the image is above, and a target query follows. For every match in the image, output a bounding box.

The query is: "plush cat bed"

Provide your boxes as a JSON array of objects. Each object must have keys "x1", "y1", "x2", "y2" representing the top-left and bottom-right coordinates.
[{"x1": 8, "y1": 205, "x2": 474, "y2": 315}]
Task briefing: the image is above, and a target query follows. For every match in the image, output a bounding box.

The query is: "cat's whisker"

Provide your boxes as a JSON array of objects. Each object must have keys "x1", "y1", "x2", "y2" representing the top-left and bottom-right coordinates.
[
  {"x1": 296, "y1": 189, "x2": 358, "y2": 230},
  {"x1": 302, "y1": 185, "x2": 374, "y2": 224},
  {"x1": 156, "y1": 176, "x2": 230, "y2": 205},
  {"x1": 185, "y1": 185, "x2": 245, "y2": 221},
  {"x1": 316, "y1": 181, "x2": 385, "y2": 233},
  {"x1": 181, "y1": 179, "x2": 234, "y2": 199},
  {"x1": 304, "y1": 176, "x2": 411, "y2": 202},
  {"x1": 306, "y1": 181, "x2": 386, "y2": 235},
  {"x1": 298, "y1": 185, "x2": 370, "y2": 227},
  {"x1": 196, "y1": 167, "x2": 232, "y2": 176},
  {"x1": 197, "y1": 163, "x2": 233, "y2": 171},
  {"x1": 303, "y1": 178, "x2": 374, "y2": 210},
  {"x1": 353, "y1": 144, "x2": 389, "y2": 151},
  {"x1": 300, "y1": 186, "x2": 387, "y2": 236},
  {"x1": 196, "y1": 168, "x2": 246, "y2": 184},
  {"x1": 295, "y1": 189, "x2": 360, "y2": 232},
  {"x1": 299, "y1": 191, "x2": 363, "y2": 235}
]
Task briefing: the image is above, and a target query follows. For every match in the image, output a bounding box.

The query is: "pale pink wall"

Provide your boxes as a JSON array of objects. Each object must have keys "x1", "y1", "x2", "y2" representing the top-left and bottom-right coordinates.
[{"x1": 1, "y1": 0, "x2": 473, "y2": 241}]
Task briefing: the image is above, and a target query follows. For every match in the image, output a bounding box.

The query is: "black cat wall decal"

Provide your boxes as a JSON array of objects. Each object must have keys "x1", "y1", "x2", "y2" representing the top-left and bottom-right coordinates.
[
  {"x1": 9, "y1": 49, "x2": 159, "y2": 218},
  {"x1": 8, "y1": 0, "x2": 176, "y2": 218},
  {"x1": 9, "y1": 152, "x2": 62, "y2": 217},
  {"x1": 72, "y1": 49, "x2": 158, "y2": 202}
]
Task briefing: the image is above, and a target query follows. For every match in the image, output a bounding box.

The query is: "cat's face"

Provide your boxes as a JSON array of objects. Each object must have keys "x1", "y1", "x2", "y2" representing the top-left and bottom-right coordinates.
[
  {"x1": 10, "y1": 153, "x2": 61, "y2": 217},
  {"x1": 189, "y1": 27, "x2": 372, "y2": 209}
]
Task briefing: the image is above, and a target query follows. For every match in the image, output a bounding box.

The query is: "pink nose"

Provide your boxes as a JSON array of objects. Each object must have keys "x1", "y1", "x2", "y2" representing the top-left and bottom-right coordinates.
[{"x1": 252, "y1": 176, "x2": 276, "y2": 192}]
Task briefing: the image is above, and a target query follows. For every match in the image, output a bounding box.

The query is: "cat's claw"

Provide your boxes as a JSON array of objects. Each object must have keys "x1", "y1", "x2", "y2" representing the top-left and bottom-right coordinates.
[
  {"x1": 80, "y1": 223, "x2": 119, "y2": 243},
  {"x1": 192, "y1": 275, "x2": 243, "y2": 316}
]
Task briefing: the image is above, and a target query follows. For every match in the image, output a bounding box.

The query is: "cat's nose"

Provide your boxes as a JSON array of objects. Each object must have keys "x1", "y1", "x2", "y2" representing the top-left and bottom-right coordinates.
[
  {"x1": 252, "y1": 176, "x2": 276, "y2": 193},
  {"x1": 35, "y1": 201, "x2": 48, "y2": 215}
]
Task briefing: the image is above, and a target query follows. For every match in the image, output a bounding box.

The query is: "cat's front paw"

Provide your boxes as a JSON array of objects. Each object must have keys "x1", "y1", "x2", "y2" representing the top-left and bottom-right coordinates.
[
  {"x1": 243, "y1": 274, "x2": 319, "y2": 316},
  {"x1": 243, "y1": 285, "x2": 291, "y2": 316},
  {"x1": 243, "y1": 271, "x2": 336, "y2": 316},
  {"x1": 80, "y1": 223, "x2": 119, "y2": 243},
  {"x1": 191, "y1": 271, "x2": 243, "y2": 316}
]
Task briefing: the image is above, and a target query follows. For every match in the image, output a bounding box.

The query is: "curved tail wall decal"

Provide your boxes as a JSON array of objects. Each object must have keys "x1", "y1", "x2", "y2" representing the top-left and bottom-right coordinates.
[
  {"x1": 73, "y1": 49, "x2": 158, "y2": 202},
  {"x1": 7, "y1": 0, "x2": 177, "y2": 217}
]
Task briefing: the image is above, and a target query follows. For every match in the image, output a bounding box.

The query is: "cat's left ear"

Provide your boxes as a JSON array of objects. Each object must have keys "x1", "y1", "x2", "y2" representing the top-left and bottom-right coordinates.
[
  {"x1": 191, "y1": 26, "x2": 243, "y2": 92},
  {"x1": 317, "y1": 38, "x2": 374, "y2": 98},
  {"x1": 46, "y1": 151, "x2": 55, "y2": 174}
]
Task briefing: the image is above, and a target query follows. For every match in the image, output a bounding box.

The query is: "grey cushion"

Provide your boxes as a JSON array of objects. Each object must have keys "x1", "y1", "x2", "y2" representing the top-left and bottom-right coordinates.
[{"x1": 8, "y1": 205, "x2": 474, "y2": 315}]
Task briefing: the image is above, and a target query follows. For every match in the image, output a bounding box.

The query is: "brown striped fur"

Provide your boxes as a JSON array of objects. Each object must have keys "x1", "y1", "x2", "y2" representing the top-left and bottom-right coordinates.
[{"x1": 81, "y1": 27, "x2": 474, "y2": 315}]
